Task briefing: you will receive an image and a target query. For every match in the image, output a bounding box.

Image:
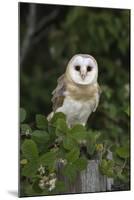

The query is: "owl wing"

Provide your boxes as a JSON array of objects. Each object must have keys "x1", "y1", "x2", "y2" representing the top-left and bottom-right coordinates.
[
  {"x1": 93, "y1": 84, "x2": 102, "y2": 112},
  {"x1": 51, "y1": 74, "x2": 66, "y2": 112}
]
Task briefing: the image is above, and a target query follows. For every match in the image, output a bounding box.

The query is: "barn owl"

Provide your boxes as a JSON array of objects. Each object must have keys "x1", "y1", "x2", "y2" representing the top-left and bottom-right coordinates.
[{"x1": 48, "y1": 54, "x2": 101, "y2": 127}]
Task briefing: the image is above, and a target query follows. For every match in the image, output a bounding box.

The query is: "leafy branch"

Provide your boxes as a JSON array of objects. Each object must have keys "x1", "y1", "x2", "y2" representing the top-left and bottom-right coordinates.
[{"x1": 20, "y1": 108, "x2": 130, "y2": 196}]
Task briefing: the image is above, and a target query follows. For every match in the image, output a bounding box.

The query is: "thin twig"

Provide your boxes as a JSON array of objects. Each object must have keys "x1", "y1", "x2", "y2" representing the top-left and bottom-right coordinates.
[
  {"x1": 20, "y1": 4, "x2": 36, "y2": 67},
  {"x1": 32, "y1": 26, "x2": 51, "y2": 45},
  {"x1": 31, "y1": 10, "x2": 59, "y2": 45},
  {"x1": 20, "y1": 7, "x2": 59, "y2": 67},
  {"x1": 33, "y1": 9, "x2": 59, "y2": 37}
]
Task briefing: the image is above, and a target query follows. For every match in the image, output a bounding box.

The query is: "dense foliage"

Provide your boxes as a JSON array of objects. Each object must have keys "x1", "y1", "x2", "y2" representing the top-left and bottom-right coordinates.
[
  {"x1": 20, "y1": 108, "x2": 129, "y2": 196},
  {"x1": 20, "y1": 3, "x2": 130, "y2": 196}
]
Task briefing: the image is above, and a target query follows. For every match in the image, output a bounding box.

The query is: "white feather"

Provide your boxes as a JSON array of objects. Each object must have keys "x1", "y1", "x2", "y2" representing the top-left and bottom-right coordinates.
[
  {"x1": 67, "y1": 54, "x2": 98, "y2": 85},
  {"x1": 56, "y1": 96, "x2": 97, "y2": 126}
]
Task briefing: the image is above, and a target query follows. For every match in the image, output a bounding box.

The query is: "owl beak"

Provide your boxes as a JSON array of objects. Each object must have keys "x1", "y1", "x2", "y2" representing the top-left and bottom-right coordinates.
[{"x1": 81, "y1": 73, "x2": 86, "y2": 80}]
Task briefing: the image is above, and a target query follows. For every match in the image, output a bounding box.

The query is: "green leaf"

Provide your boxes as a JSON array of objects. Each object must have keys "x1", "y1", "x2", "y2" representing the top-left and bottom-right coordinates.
[
  {"x1": 99, "y1": 159, "x2": 107, "y2": 175},
  {"x1": 21, "y1": 124, "x2": 32, "y2": 135},
  {"x1": 66, "y1": 148, "x2": 80, "y2": 162},
  {"x1": 39, "y1": 151, "x2": 57, "y2": 163},
  {"x1": 51, "y1": 112, "x2": 66, "y2": 124},
  {"x1": 21, "y1": 139, "x2": 39, "y2": 162},
  {"x1": 63, "y1": 136, "x2": 77, "y2": 150},
  {"x1": 39, "y1": 151, "x2": 57, "y2": 170},
  {"x1": 62, "y1": 163, "x2": 77, "y2": 182},
  {"x1": 57, "y1": 146, "x2": 66, "y2": 158},
  {"x1": 99, "y1": 159, "x2": 114, "y2": 177},
  {"x1": 116, "y1": 146, "x2": 129, "y2": 159},
  {"x1": 107, "y1": 159, "x2": 114, "y2": 168},
  {"x1": 55, "y1": 118, "x2": 68, "y2": 136},
  {"x1": 74, "y1": 157, "x2": 87, "y2": 171},
  {"x1": 69, "y1": 124, "x2": 87, "y2": 141},
  {"x1": 20, "y1": 108, "x2": 26, "y2": 123},
  {"x1": 86, "y1": 131, "x2": 101, "y2": 155},
  {"x1": 22, "y1": 180, "x2": 35, "y2": 196},
  {"x1": 54, "y1": 181, "x2": 66, "y2": 193},
  {"x1": 87, "y1": 143, "x2": 96, "y2": 155},
  {"x1": 86, "y1": 130, "x2": 101, "y2": 142},
  {"x1": 113, "y1": 153, "x2": 124, "y2": 166},
  {"x1": 69, "y1": 124, "x2": 86, "y2": 133},
  {"x1": 117, "y1": 171, "x2": 127, "y2": 182},
  {"x1": 21, "y1": 161, "x2": 38, "y2": 177},
  {"x1": 21, "y1": 140, "x2": 39, "y2": 178},
  {"x1": 31, "y1": 130, "x2": 50, "y2": 144},
  {"x1": 106, "y1": 169, "x2": 114, "y2": 177},
  {"x1": 36, "y1": 114, "x2": 48, "y2": 130},
  {"x1": 32, "y1": 180, "x2": 43, "y2": 193},
  {"x1": 48, "y1": 125, "x2": 56, "y2": 142}
]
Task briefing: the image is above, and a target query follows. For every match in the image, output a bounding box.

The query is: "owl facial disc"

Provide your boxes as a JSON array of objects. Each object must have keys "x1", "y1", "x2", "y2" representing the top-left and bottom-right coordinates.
[{"x1": 66, "y1": 54, "x2": 98, "y2": 85}]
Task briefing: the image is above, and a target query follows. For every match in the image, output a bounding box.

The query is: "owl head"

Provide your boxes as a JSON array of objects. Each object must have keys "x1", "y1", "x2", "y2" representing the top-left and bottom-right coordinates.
[{"x1": 66, "y1": 54, "x2": 98, "y2": 85}]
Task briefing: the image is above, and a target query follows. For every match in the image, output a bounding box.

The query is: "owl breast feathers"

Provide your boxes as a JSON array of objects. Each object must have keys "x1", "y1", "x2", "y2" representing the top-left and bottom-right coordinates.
[{"x1": 48, "y1": 54, "x2": 101, "y2": 127}]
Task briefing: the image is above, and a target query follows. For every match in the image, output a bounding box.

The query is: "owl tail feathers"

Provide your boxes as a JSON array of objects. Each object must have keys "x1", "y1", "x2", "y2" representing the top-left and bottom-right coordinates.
[{"x1": 47, "y1": 112, "x2": 54, "y2": 121}]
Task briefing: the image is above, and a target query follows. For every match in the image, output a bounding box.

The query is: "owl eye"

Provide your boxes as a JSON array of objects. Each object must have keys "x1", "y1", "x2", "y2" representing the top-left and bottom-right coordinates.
[
  {"x1": 87, "y1": 66, "x2": 92, "y2": 72},
  {"x1": 75, "y1": 65, "x2": 80, "y2": 71}
]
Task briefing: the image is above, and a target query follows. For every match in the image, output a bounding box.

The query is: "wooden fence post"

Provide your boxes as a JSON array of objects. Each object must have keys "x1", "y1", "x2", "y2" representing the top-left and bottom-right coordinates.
[
  {"x1": 58, "y1": 159, "x2": 113, "y2": 194},
  {"x1": 80, "y1": 160, "x2": 113, "y2": 193}
]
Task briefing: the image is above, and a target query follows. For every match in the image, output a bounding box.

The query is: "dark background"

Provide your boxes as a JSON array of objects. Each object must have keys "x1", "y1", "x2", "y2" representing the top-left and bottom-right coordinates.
[{"x1": 20, "y1": 2, "x2": 130, "y2": 189}]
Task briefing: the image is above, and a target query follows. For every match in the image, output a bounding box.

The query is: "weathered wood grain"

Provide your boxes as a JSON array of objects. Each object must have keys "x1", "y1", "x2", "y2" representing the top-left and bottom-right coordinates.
[{"x1": 58, "y1": 159, "x2": 113, "y2": 194}]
